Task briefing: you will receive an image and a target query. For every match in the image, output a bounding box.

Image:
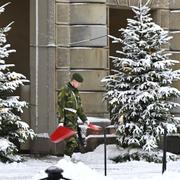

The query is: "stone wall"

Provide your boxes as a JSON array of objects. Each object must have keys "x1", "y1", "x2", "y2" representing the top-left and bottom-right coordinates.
[
  {"x1": 107, "y1": 0, "x2": 169, "y2": 9},
  {"x1": 169, "y1": 0, "x2": 180, "y2": 116},
  {"x1": 55, "y1": 0, "x2": 109, "y2": 117}
]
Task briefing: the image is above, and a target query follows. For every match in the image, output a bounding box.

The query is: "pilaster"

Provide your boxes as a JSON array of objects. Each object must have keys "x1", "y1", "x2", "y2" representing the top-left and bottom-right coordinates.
[{"x1": 30, "y1": 0, "x2": 58, "y2": 154}]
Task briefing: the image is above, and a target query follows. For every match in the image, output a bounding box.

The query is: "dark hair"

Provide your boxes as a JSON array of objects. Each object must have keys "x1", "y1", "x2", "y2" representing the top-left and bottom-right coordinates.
[{"x1": 71, "y1": 73, "x2": 83, "y2": 82}]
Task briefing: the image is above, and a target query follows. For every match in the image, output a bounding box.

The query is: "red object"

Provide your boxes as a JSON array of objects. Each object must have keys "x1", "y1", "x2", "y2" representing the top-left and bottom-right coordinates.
[
  {"x1": 50, "y1": 126, "x2": 76, "y2": 143},
  {"x1": 88, "y1": 123, "x2": 102, "y2": 131}
]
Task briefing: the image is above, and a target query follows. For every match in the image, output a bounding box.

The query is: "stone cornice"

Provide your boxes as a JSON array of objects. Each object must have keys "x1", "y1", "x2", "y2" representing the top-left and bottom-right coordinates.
[{"x1": 107, "y1": 0, "x2": 169, "y2": 9}]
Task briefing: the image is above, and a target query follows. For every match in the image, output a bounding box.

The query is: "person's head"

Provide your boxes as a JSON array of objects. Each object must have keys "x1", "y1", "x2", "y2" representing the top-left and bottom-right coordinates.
[{"x1": 70, "y1": 73, "x2": 84, "y2": 89}]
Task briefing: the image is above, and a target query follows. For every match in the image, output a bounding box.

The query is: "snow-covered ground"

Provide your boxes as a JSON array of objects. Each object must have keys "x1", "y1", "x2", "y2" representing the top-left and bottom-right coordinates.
[
  {"x1": 1, "y1": 145, "x2": 180, "y2": 180},
  {"x1": 0, "y1": 155, "x2": 59, "y2": 180}
]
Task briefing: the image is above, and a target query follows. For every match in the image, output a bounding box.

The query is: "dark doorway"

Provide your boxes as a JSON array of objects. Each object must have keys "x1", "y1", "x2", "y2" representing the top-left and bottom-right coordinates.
[
  {"x1": 0, "y1": 0, "x2": 30, "y2": 79},
  {"x1": 109, "y1": 9, "x2": 134, "y2": 119},
  {"x1": 109, "y1": 8, "x2": 134, "y2": 72}
]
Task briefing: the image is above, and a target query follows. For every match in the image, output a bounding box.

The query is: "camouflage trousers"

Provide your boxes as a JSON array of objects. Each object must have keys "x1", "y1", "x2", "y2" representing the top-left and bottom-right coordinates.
[
  {"x1": 64, "y1": 135, "x2": 78, "y2": 157},
  {"x1": 64, "y1": 134, "x2": 86, "y2": 157},
  {"x1": 63, "y1": 116, "x2": 86, "y2": 156}
]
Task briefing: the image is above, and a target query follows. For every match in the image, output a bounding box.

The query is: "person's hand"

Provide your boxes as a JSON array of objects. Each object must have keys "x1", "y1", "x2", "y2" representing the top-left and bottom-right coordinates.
[
  {"x1": 84, "y1": 120, "x2": 90, "y2": 126},
  {"x1": 58, "y1": 123, "x2": 64, "y2": 127}
]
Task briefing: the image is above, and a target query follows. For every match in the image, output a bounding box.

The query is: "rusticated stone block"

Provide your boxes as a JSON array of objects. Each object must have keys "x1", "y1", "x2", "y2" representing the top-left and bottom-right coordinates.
[
  {"x1": 56, "y1": 48, "x2": 70, "y2": 67},
  {"x1": 56, "y1": 3, "x2": 106, "y2": 25},
  {"x1": 165, "y1": 52, "x2": 180, "y2": 113},
  {"x1": 71, "y1": 70, "x2": 107, "y2": 91},
  {"x1": 129, "y1": 0, "x2": 143, "y2": 6},
  {"x1": 159, "y1": 10, "x2": 169, "y2": 29},
  {"x1": 56, "y1": 70, "x2": 71, "y2": 89},
  {"x1": 80, "y1": 92, "x2": 108, "y2": 114},
  {"x1": 170, "y1": 52, "x2": 180, "y2": 63},
  {"x1": 56, "y1": 0, "x2": 106, "y2": 2},
  {"x1": 107, "y1": 0, "x2": 129, "y2": 7},
  {"x1": 153, "y1": 9, "x2": 169, "y2": 29},
  {"x1": 173, "y1": 81, "x2": 180, "y2": 94},
  {"x1": 107, "y1": 0, "x2": 169, "y2": 9},
  {"x1": 56, "y1": 48, "x2": 108, "y2": 69},
  {"x1": 70, "y1": 25, "x2": 107, "y2": 47},
  {"x1": 170, "y1": 32, "x2": 180, "y2": 51},
  {"x1": 170, "y1": 11, "x2": 180, "y2": 30},
  {"x1": 150, "y1": 0, "x2": 169, "y2": 9},
  {"x1": 169, "y1": 52, "x2": 180, "y2": 87},
  {"x1": 170, "y1": 0, "x2": 180, "y2": 9},
  {"x1": 128, "y1": 0, "x2": 159, "y2": 7},
  {"x1": 56, "y1": 25, "x2": 107, "y2": 47},
  {"x1": 56, "y1": 3, "x2": 70, "y2": 24},
  {"x1": 56, "y1": 25, "x2": 70, "y2": 45}
]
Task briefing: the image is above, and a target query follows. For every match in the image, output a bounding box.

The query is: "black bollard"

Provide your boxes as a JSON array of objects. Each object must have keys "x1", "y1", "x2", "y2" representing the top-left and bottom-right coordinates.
[
  {"x1": 162, "y1": 127, "x2": 167, "y2": 174},
  {"x1": 104, "y1": 127, "x2": 107, "y2": 176},
  {"x1": 40, "y1": 166, "x2": 71, "y2": 180}
]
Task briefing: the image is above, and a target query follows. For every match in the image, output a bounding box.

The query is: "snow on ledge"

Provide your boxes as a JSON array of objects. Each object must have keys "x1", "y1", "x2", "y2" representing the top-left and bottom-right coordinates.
[
  {"x1": 87, "y1": 117, "x2": 110, "y2": 123},
  {"x1": 86, "y1": 134, "x2": 116, "y2": 139},
  {"x1": 36, "y1": 133, "x2": 49, "y2": 138}
]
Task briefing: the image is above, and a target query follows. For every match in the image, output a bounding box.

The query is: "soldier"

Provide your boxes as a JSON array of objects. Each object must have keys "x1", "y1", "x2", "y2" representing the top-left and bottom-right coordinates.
[{"x1": 57, "y1": 73, "x2": 89, "y2": 157}]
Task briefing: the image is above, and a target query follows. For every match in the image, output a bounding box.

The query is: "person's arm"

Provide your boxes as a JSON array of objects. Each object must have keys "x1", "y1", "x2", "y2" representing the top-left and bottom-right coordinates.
[
  {"x1": 57, "y1": 88, "x2": 67, "y2": 124},
  {"x1": 77, "y1": 96, "x2": 88, "y2": 124}
]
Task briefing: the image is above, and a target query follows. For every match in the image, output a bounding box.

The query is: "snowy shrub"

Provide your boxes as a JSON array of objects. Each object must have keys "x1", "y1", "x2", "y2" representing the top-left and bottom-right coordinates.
[
  {"x1": 0, "y1": 3, "x2": 35, "y2": 162},
  {"x1": 110, "y1": 148, "x2": 178, "y2": 163},
  {"x1": 0, "y1": 138, "x2": 19, "y2": 162},
  {"x1": 102, "y1": 0, "x2": 180, "y2": 160}
]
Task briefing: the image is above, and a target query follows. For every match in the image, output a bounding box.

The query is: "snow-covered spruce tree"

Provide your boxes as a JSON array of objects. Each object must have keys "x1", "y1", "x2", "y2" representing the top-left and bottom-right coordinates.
[
  {"x1": 102, "y1": 0, "x2": 180, "y2": 162},
  {"x1": 0, "y1": 3, "x2": 35, "y2": 162}
]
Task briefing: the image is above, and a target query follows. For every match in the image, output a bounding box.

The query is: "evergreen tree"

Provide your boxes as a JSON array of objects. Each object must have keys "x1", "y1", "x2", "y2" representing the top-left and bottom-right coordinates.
[
  {"x1": 0, "y1": 3, "x2": 35, "y2": 162},
  {"x1": 102, "y1": 0, "x2": 180, "y2": 153}
]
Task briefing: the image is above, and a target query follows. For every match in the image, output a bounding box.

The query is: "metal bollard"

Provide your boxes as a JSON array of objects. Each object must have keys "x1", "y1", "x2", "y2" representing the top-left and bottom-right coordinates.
[
  {"x1": 162, "y1": 127, "x2": 167, "y2": 174},
  {"x1": 40, "y1": 166, "x2": 71, "y2": 180},
  {"x1": 104, "y1": 127, "x2": 107, "y2": 176}
]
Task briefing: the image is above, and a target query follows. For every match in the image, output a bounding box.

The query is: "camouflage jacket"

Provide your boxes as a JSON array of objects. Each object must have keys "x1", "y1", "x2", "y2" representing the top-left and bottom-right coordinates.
[{"x1": 57, "y1": 82, "x2": 87, "y2": 127}]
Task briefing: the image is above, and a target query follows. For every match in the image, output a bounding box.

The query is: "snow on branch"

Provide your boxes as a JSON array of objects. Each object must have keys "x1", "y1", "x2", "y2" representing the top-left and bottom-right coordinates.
[{"x1": 0, "y1": 2, "x2": 11, "y2": 14}]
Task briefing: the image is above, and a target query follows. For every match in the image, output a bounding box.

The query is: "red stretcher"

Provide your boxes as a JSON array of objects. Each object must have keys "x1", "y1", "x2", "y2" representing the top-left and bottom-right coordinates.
[
  {"x1": 50, "y1": 123, "x2": 102, "y2": 143},
  {"x1": 50, "y1": 126, "x2": 76, "y2": 143}
]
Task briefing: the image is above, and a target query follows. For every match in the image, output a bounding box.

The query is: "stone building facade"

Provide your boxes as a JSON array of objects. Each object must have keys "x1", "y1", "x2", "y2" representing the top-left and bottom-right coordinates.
[{"x1": 1, "y1": 0, "x2": 180, "y2": 154}]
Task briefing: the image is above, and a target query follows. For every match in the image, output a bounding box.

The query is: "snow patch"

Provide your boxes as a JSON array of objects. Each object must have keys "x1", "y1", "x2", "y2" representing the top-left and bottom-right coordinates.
[
  {"x1": 88, "y1": 117, "x2": 110, "y2": 123},
  {"x1": 33, "y1": 156, "x2": 112, "y2": 180},
  {"x1": 37, "y1": 133, "x2": 49, "y2": 138}
]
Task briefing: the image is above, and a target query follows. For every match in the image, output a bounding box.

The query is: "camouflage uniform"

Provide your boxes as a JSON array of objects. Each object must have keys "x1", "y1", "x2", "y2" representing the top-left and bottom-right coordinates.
[{"x1": 57, "y1": 82, "x2": 87, "y2": 156}]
